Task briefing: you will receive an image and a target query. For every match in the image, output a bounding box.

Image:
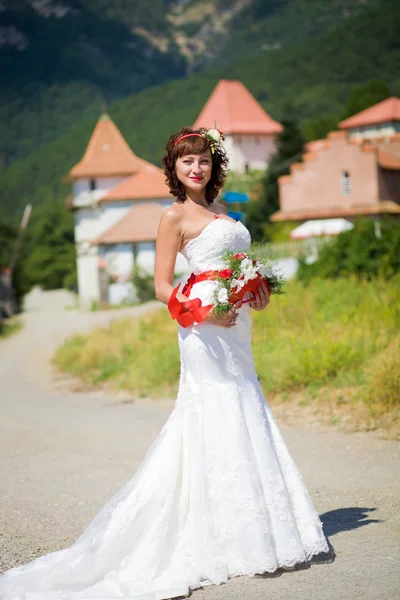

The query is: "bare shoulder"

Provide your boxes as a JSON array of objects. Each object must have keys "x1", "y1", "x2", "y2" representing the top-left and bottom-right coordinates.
[
  {"x1": 213, "y1": 200, "x2": 228, "y2": 215},
  {"x1": 159, "y1": 203, "x2": 183, "y2": 230}
]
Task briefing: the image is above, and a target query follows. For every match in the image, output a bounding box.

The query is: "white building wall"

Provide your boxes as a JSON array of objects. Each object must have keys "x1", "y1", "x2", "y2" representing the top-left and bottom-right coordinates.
[
  {"x1": 102, "y1": 244, "x2": 134, "y2": 281},
  {"x1": 223, "y1": 134, "x2": 277, "y2": 173},
  {"x1": 73, "y1": 176, "x2": 126, "y2": 197},
  {"x1": 101, "y1": 241, "x2": 190, "y2": 282},
  {"x1": 75, "y1": 201, "x2": 132, "y2": 243},
  {"x1": 76, "y1": 246, "x2": 100, "y2": 308},
  {"x1": 73, "y1": 177, "x2": 190, "y2": 305},
  {"x1": 136, "y1": 242, "x2": 190, "y2": 276}
]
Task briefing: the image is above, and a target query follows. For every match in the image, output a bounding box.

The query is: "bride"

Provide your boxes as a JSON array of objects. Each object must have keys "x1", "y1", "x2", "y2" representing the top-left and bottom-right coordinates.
[{"x1": 0, "y1": 127, "x2": 330, "y2": 599}]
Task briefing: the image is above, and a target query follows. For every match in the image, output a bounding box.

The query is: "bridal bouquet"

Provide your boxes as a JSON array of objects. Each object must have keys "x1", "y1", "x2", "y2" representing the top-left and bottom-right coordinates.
[
  {"x1": 168, "y1": 247, "x2": 285, "y2": 327},
  {"x1": 212, "y1": 249, "x2": 285, "y2": 318}
]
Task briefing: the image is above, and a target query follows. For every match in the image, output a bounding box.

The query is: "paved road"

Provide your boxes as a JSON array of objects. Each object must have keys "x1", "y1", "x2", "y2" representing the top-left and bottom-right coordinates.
[{"x1": 0, "y1": 302, "x2": 399, "y2": 599}]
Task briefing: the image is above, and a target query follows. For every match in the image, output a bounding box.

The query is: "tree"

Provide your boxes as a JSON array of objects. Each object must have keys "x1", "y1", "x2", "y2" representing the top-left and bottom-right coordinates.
[
  {"x1": 21, "y1": 202, "x2": 77, "y2": 293},
  {"x1": 341, "y1": 80, "x2": 391, "y2": 121},
  {"x1": 302, "y1": 114, "x2": 340, "y2": 143},
  {"x1": 0, "y1": 213, "x2": 17, "y2": 267},
  {"x1": 245, "y1": 116, "x2": 305, "y2": 241}
]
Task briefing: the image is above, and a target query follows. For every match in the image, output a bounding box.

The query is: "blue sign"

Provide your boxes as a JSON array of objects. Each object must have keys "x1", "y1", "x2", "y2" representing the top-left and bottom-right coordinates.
[
  {"x1": 228, "y1": 210, "x2": 245, "y2": 222},
  {"x1": 223, "y1": 191, "x2": 249, "y2": 204}
]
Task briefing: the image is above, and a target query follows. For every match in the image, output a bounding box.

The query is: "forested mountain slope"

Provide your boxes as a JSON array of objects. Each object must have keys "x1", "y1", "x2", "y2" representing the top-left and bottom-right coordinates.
[
  {"x1": 0, "y1": 0, "x2": 386, "y2": 166},
  {"x1": 0, "y1": 0, "x2": 399, "y2": 220}
]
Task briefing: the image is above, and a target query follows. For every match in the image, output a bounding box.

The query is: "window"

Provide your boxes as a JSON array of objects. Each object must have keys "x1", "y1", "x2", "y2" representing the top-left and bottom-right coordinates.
[
  {"x1": 90, "y1": 179, "x2": 96, "y2": 190},
  {"x1": 341, "y1": 171, "x2": 351, "y2": 196}
]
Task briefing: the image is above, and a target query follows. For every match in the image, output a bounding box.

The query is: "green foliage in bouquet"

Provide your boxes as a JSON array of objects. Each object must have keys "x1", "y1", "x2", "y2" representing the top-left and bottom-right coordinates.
[{"x1": 212, "y1": 247, "x2": 286, "y2": 319}]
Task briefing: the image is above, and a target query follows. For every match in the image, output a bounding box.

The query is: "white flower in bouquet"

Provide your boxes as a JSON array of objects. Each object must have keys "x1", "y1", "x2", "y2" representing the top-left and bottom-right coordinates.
[
  {"x1": 258, "y1": 264, "x2": 273, "y2": 279},
  {"x1": 240, "y1": 258, "x2": 256, "y2": 280},
  {"x1": 230, "y1": 277, "x2": 245, "y2": 291},
  {"x1": 247, "y1": 267, "x2": 259, "y2": 280},
  {"x1": 217, "y1": 287, "x2": 229, "y2": 304},
  {"x1": 240, "y1": 259, "x2": 258, "y2": 282}
]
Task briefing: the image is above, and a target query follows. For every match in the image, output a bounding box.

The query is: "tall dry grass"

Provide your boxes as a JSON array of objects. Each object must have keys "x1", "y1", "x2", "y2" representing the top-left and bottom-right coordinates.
[
  {"x1": 252, "y1": 276, "x2": 400, "y2": 395},
  {"x1": 54, "y1": 308, "x2": 180, "y2": 397},
  {"x1": 54, "y1": 277, "x2": 400, "y2": 418}
]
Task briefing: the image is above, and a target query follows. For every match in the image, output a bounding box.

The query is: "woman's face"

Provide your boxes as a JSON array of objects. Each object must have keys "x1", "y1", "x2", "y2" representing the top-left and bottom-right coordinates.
[{"x1": 175, "y1": 150, "x2": 212, "y2": 192}]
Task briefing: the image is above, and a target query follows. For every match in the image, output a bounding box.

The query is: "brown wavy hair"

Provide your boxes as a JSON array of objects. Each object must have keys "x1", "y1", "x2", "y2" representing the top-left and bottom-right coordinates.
[{"x1": 162, "y1": 127, "x2": 229, "y2": 204}]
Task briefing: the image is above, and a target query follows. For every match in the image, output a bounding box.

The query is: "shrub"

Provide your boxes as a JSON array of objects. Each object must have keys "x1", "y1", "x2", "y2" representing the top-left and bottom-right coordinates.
[
  {"x1": 361, "y1": 336, "x2": 400, "y2": 414},
  {"x1": 132, "y1": 266, "x2": 156, "y2": 303},
  {"x1": 297, "y1": 218, "x2": 400, "y2": 282}
]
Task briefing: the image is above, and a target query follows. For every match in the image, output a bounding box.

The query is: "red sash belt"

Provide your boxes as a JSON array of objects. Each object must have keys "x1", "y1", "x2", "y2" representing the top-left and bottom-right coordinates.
[
  {"x1": 181, "y1": 270, "x2": 220, "y2": 296},
  {"x1": 168, "y1": 270, "x2": 218, "y2": 328}
]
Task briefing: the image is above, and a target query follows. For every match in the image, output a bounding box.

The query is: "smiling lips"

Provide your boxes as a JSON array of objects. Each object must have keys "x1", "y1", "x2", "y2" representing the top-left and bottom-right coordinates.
[{"x1": 190, "y1": 176, "x2": 203, "y2": 182}]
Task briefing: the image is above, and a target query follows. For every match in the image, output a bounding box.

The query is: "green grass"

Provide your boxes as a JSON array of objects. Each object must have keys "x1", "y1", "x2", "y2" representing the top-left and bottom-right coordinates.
[
  {"x1": 0, "y1": 318, "x2": 22, "y2": 339},
  {"x1": 54, "y1": 277, "x2": 400, "y2": 421},
  {"x1": 54, "y1": 309, "x2": 180, "y2": 397},
  {"x1": 252, "y1": 276, "x2": 400, "y2": 395}
]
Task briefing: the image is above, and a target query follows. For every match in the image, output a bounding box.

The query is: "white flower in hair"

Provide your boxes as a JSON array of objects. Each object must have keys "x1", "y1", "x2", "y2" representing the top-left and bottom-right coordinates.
[
  {"x1": 200, "y1": 126, "x2": 225, "y2": 154},
  {"x1": 207, "y1": 128, "x2": 223, "y2": 143},
  {"x1": 217, "y1": 287, "x2": 229, "y2": 304}
]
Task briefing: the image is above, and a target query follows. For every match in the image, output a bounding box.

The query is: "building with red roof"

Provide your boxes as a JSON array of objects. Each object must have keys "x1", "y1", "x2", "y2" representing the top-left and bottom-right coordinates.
[
  {"x1": 68, "y1": 114, "x2": 148, "y2": 180},
  {"x1": 193, "y1": 80, "x2": 282, "y2": 173},
  {"x1": 339, "y1": 97, "x2": 400, "y2": 140},
  {"x1": 94, "y1": 203, "x2": 167, "y2": 245},
  {"x1": 66, "y1": 115, "x2": 186, "y2": 306},
  {"x1": 273, "y1": 99, "x2": 400, "y2": 223}
]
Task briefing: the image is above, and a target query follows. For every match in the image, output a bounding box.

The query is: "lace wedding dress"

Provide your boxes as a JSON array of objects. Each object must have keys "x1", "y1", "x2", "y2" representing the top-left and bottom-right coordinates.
[{"x1": 0, "y1": 217, "x2": 329, "y2": 600}]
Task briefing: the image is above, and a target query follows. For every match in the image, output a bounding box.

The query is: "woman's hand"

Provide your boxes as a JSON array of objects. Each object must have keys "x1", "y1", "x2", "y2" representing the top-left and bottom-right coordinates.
[
  {"x1": 249, "y1": 282, "x2": 270, "y2": 311},
  {"x1": 204, "y1": 300, "x2": 241, "y2": 328}
]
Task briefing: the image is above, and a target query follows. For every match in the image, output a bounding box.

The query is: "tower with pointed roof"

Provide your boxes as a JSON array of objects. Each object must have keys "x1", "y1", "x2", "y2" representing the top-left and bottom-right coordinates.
[
  {"x1": 66, "y1": 115, "x2": 183, "y2": 307},
  {"x1": 193, "y1": 80, "x2": 282, "y2": 173}
]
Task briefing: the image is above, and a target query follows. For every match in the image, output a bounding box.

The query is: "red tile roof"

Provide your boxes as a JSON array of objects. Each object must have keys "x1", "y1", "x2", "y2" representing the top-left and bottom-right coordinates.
[
  {"x1": 94, "y1": 203, "x2": 167, "y2": 244},
  {"x1": 339, "y1": 97, "x2": 400, "y2": 129},
  {"x1": 68, "y1": 114, "x2": 147, "y2": 179},
  {"x1": 100, "y1": 165, "x2": 170, "y2": 202},
  {"x1": 193, "y1": 79, "x2": 282, "y2": 135}
]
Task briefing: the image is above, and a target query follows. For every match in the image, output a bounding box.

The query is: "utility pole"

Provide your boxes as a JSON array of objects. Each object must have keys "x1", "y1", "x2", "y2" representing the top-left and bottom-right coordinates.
[{"x1": 9, "y1": 204, "x2": 32, "y2": 273}]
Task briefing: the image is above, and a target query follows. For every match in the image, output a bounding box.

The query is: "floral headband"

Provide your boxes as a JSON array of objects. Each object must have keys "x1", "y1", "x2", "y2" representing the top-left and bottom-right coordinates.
[{"x1": 174, "y1": 127, "x2": 225, "y2": 155}]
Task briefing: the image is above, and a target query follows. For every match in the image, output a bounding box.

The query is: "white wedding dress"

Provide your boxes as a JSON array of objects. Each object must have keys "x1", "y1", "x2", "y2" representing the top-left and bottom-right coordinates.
[{"x1": 0, "y1": 217, "x2": 329, "y2": 600}]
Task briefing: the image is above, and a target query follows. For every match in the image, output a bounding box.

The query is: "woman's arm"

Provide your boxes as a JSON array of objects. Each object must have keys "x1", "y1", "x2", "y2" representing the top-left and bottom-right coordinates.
[
  {"x1": 154, "y1": 207, "x2": 239, "y2": 327},
  {"x1": 154, "y1": 209, "x2": 188, "y2": 305}
]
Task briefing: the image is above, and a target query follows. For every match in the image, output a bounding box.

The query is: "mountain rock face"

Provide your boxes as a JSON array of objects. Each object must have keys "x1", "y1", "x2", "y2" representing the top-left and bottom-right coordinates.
[{"x1": 0, "y1": 0, "x2": 389, "y2": 166}]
